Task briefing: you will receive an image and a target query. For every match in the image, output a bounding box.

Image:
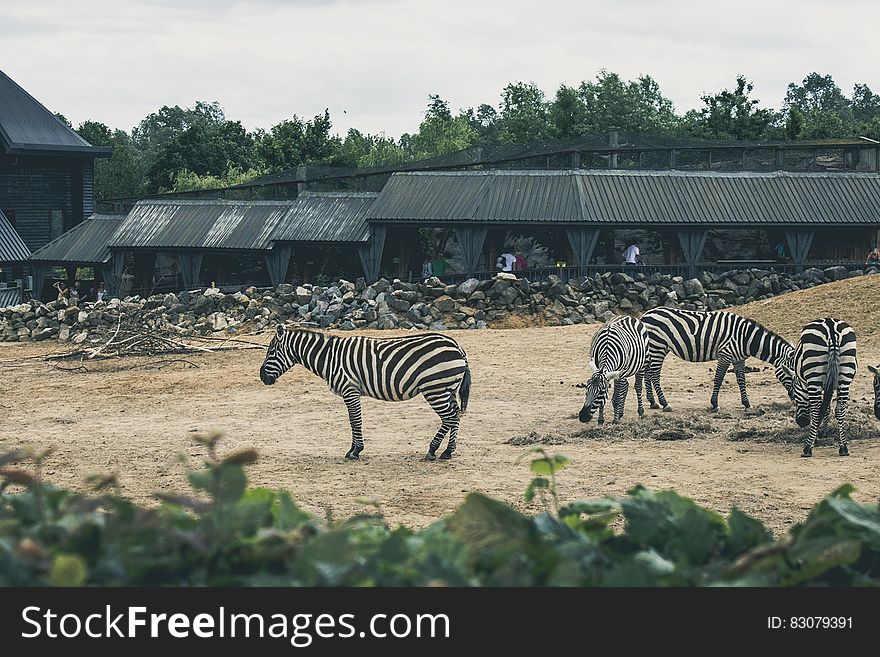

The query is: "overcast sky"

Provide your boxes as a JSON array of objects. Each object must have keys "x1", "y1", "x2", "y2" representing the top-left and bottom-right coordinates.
[{"x1": 2, "y1": 0, "x2": 877, "y2": 138}]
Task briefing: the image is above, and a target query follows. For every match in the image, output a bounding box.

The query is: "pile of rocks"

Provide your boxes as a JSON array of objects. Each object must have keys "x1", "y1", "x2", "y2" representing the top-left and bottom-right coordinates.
[{"x1": 1, "y1": 265, "x2": 875, "y2": 342}]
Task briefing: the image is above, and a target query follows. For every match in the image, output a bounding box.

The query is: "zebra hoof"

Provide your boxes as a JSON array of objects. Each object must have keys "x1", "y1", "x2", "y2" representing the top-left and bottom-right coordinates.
[
  {"x1": 662, "y1": 405, "x2": 673, "y2": 413},
  {"x1": 424, "y1": 453, "x2": 437, "y2": 462},
  {"x1": 439, "y1": 449, "x2": 454, "y2": 460},
  {"x1": 638, "y1": 408, "x2": 645, "y2": 417},
  {"x1": 839, "y1": 446, "x2": 849, "y2": 457},
  {"x1": 612, "y1": 418, "x2": 621, "y2": 425},
  {"x1": 707, "y1": 405, "x2": 719, "y2": 413},
  {"x1": 802, "y1": 446, "x2": 812, "y2": 458},
  {"x1": 650, "y1": 403, "x2": 660, "y2": 410},
  {"x1": 345, "y1": 453, "x2": 360, "y2": 460}
]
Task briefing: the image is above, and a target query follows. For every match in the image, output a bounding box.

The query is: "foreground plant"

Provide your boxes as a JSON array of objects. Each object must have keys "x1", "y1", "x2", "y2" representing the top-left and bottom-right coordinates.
[{"x1": 1, "y1": 439, "x2": 878, "y2": 586}]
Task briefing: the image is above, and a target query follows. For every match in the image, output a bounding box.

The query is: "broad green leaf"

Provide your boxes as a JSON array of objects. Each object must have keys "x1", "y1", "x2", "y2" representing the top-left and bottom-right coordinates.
[
  {"x1": 50, "y1": 554, "x2": 88, "y2": 587},
  {"x1": 524, "y1": 477, "x2": 549, "y2": 502}
]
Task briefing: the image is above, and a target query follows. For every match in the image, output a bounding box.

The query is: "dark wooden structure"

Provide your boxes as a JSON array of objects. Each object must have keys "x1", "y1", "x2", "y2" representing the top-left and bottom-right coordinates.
[{"x1": 0, "y1": 68, "x2": 111, "y2": 288}]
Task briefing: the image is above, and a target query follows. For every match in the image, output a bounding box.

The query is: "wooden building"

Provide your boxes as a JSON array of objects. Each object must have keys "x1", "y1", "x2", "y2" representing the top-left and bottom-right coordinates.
[{"x1": 0, "y1": 68, "x2": 111, "y2": 290}]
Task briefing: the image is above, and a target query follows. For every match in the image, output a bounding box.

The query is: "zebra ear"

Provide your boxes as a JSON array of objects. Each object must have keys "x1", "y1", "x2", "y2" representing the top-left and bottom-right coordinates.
[{"x1": 275, "y1": 324, "x2": 285, "y2": 339}]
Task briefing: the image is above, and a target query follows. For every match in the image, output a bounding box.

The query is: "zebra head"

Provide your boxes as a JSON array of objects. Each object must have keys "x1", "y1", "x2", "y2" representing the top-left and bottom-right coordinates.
[
  {"x1": 774, "y1": 350, "x2": 796, "y2": 401},
  {"x1": 869, "y1": 365, "x2": 880, "y2": 420},
  {"x1": 792, "y1": 376, "x2": 810, "y2": 427},
  {"x1": 259, "y1": 325, "x2": 298, "y2": 385},
  {"x1": 579, "y1": 369, "x2": 619, "y2": 423}
]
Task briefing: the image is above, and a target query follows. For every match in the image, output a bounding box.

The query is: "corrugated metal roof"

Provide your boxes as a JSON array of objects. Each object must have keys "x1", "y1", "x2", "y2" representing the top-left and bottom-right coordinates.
[
  {"x1": 0, "y1": 69, "x2": 111, "y2": 157},
  {"x1": 109, "y1": 199, "x2": 292, "y2": 251},
  {"x1": 273, "y1": 192, "x2": 376, "y2": 243},
  {"x1": 367, "y1": 170, "x2": 880, "y2": 225},
  {"x1": 109, "y1": 194, "x2": 376, "y2": 251},
  {"x1": 0, "y1": 209, "x2": 30, "y2": 262},
  {"x1": 29, "y1": 214, "x2": 125, "y2": 264}
]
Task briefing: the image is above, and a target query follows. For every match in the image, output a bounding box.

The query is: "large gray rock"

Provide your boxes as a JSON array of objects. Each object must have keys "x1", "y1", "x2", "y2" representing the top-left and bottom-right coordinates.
[
  {"x1": 456, "y1": 278, "x2": 480, "y2": 296},
  {"x1": 823, "y1": 265, "x2": 848, "y2": 282},
  {"x1": 683, "y1": 278, "x2": 704, "y2": 298}
]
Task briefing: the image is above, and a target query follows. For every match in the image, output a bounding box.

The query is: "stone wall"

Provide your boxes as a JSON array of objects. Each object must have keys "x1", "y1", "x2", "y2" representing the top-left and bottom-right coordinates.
[{"x1": 1, "y1": 266, "x2": 876, "y2": 342}]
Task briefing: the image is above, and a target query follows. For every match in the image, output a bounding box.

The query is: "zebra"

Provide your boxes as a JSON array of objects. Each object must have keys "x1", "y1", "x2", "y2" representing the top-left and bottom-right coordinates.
[
  {"x1": 579, "y1": 315, "x2": 648, "y2": 424},
  {"x1": 868, "y1": 365, "x2": 880, "y2": 420},
  {"x1": 259, "y1": 326, "x2": 471, "y2": 461},
  {"x1": 640, "y1": 307, "x2": 794, "y2": 412},
  {"x1": 788, "y1": 318, "x2": 857, "y2": 457}
]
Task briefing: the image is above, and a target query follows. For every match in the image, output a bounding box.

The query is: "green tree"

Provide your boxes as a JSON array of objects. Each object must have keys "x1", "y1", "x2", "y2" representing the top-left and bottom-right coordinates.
[
  {"x1": 498, "y1": 82, "x2": 551, "y2": 144},
  {"x1": 851, "y1": 83, "x2": 880, "y2": 124},
  {"x1": 254, "y1": 110, "x2": 341, "y2": 172},
  {"x1": 336, "y1": 129, "x2": 406, "y2": 168},
  {"x1": 578, "y1": 71, "x2": 677, "y2": 134},
  {"x1": 785, "y1": 106, "x2": 805, "y2": 140},
  {"x1": 548, "y1": 84, "x2": 589, "y2": 139},
  {"x1": 75, "y1": 121, "x2": 145, "y2": 200},
  {"x1": 134, "y1": 102, "x2": 256, "y2": 193},
  {"x1": 784, "y1": 73, "x2": 851, "y2": 117},
  {"x1": 462, "y1": 103, "x2": 500, "y2": 144},
  {"x1": 170, "y1": 166, "x2": 267, "y2": 192},
  {"x1": 680, "y1": 76, "x2": 778, "y2": 140},
  {"x1": 400, "y1": 95, "x2": 479, "y2": 159}
]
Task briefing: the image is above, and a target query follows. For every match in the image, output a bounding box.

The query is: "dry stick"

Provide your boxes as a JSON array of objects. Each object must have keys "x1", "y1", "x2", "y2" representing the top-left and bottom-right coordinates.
[
  {"x1": 125, "y1": 359, "x2": 200, "y2": 370},
  {"x1": 86, "y1": 314, "x2": 123, "y2": 359}
]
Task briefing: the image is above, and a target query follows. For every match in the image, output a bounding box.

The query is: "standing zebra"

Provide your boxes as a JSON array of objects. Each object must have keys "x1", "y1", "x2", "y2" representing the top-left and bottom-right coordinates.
[
  {"x1": 868, "y1": 365, "x2": 880, "y2": 420},
  {"x1": 579, "y1": 315, "x2": 648, "y2": 424},
  {"x1": 641, "y1": 307, "x2": 794, "y2": 411},
  {"x1": 789, "y1": 318, "x2": 857, "y2": 457},
  {"x1": 259, "y1": 326, "x2": 471, "y2": 461}
]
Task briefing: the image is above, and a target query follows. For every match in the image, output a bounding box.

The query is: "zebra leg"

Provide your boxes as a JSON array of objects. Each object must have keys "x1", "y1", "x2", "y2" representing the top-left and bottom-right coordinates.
[
  {"x1": 612, "y1": 378, "x2": 629, "y2": 424},
  {"x1": 648, "y1": 356, "x2": 670, "y2": 411},
  {"x1": 342, "y1": 391, "x2": 365, "y2": 460},
  {"x1": 424, "y1": 391, "x2": 458, "y2": 461},
  {"x1": 836, "y1": 385, "x2": 850, "y2": 456},
  {"x1": 709, "y1": 356, "x2": 732, "y2": 411},
  {"x1": 597, "y1": 402, "x2": 605, "y2": 425},
  {"x1": 734, "y1": 360, "x2": 750, "y2": 409},
  {"x1": 440, "y1": 397, "x2": 461, "y2": 460},
  {"x1": 644, "y1": 366, "x2": 656, "y2": 408},
  {"x1": 635, "y1": 371, "x2": 645, "y2": 417},
  {"x1": 803, "y1": 390, "x2": 822, "y2": 458}
]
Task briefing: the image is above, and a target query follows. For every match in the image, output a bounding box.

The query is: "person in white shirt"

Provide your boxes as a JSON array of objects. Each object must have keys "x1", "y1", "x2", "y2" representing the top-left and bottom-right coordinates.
[
  {"x1": 497, "y1": 252, "x2": 516, "y2": 272},
  {"x1": 623, "y1": 244, "x2": 641, "y2": 266}
]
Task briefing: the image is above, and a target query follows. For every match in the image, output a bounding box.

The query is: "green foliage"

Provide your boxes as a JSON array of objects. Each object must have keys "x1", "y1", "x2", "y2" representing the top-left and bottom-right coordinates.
[
  {"x1": 171, "y1": 166, "x2": 267, "y2": 192},
  {"x1": 4, "y1": 440, "x2": 880, "y2": 587},
  {"x1": 498, "y1": 82, "x2": 551, "y2": 143},
  {"x1": 67, "y1": 70, "x2": 880, "y2": 202},
  {"x1": 400, "y1": 95, "x2": 480, "y2": 160},
  {"x1": 680, "y1": 76, "x2": 779, "y2": 141}
]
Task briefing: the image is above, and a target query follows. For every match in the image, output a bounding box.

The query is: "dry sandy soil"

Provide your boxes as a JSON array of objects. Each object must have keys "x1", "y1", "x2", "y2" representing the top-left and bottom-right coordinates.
[{"x1": 2, "y1": 275, "x2": 880, "y2": 536}]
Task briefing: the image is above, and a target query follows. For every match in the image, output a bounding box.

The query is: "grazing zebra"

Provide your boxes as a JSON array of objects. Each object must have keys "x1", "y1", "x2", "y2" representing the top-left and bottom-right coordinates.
[
  {"x1": 641, "y1": 307, "x2": 794, "y2": 411},
  {"x1": 579, "y1": 315, "x2": 648, "y2": 424},
  {"x1": 868, "y1": 365, "x2": 880, "y2": 420},
  {"x1": 789, "y1": 318, "x2": 857, "y2": 457},
  {"x1": 259, "y1": 326, "x2": 470, "y2": 461}
]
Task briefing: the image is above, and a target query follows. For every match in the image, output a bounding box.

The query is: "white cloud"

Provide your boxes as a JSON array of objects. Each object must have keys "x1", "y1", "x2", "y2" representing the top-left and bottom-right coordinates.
[{"x1": 1, "y1": 0, "x2": 877, "y2": 137}]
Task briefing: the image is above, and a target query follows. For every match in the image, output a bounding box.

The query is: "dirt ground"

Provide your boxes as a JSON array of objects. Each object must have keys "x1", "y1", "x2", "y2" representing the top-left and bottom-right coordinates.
[{"x1": 2, "y1": 275, "x2": 880, "y2": 536}]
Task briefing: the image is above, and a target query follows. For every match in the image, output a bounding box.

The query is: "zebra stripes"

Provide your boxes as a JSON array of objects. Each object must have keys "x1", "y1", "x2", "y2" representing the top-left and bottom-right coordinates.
[
  {"x1": 788, "y1": 318, "x2": 857, "y2": 457},
  {"x1": 580, "y1": 315, "x2": 648, "y2": 424},
  {"x1": 259, "y1": 326, "x2": 470, "y2": 461},
  {"x1": 640, "y1": 307, "x2": 794, "y2": 411},
  {"x1": 868, "y1": 365, "x2": 880, "y2": 421}
]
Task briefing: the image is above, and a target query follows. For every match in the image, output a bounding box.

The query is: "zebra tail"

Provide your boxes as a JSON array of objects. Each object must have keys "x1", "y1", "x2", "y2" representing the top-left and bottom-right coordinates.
[
  {"x1": 820, "y1": 338, "x2": 840, "y2": 424},
  {"x1": 459, "y1": 365, "x2": 471, "y2": 414}
]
